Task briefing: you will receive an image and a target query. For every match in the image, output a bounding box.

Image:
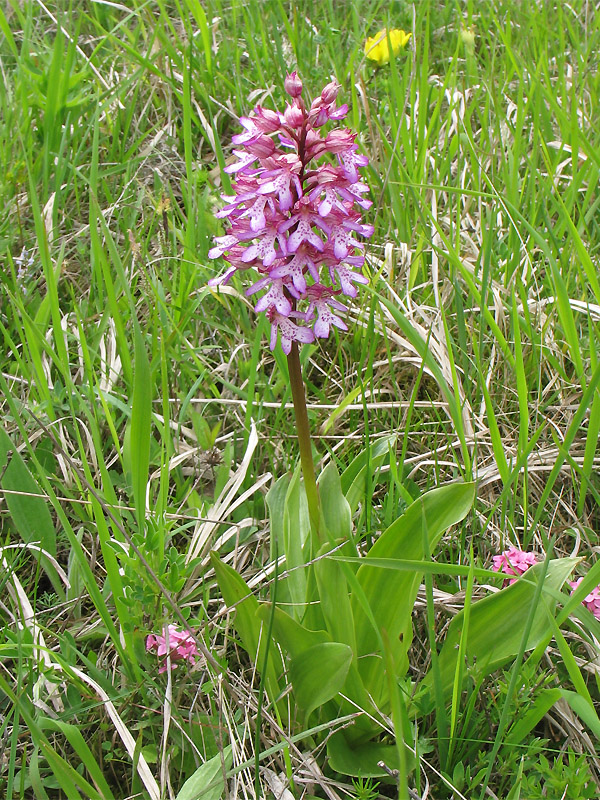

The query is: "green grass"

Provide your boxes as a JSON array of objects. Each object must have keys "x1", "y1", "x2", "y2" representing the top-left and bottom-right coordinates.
[{"x1": 1, "y1": 0, "x2": 599, "y2": 797}]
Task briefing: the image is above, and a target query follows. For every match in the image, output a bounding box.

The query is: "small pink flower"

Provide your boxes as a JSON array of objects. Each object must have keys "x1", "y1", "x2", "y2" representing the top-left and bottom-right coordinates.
[
  {"x1": 146, "y1": 625, "x2": 199, "y2": 673},
  {"x1": 492, "y1": 547, "x2": 538, "y2": 586},
  {"x1": 569, "y1": 578, "x2": 600, "y2": 621}
]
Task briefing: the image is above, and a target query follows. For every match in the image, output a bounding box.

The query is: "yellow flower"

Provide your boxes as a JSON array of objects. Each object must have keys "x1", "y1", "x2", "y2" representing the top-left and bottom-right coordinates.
[
  {"x1": 364, "y1": 28, "x2": 411, "y2": 66},
  {"x1": 460, "y1": 24, "x2": 476, "y2": 54}
]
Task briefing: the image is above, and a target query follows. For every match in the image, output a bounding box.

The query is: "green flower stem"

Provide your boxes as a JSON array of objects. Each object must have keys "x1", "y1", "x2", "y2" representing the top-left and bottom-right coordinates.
[{"x1": 287, "y1": 341, "x2": 320, "y2": 536}]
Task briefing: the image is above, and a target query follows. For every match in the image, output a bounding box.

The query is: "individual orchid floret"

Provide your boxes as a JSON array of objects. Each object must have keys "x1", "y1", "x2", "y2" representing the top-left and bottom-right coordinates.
[
  {"x1": 320, "y1": 80, "x2": 340, "y2": 105},
  {"x1": 249, "y1": 277, "x2": 293, "y2": 316},
  {"x1": 308, "y1": 80, "x2": 348, "y2": 127},
  {"x1": 330, "y1": 261, "x2": 369, "y2": 298},
  {"x1": 329, "y1": 216, "x2": 372, "y2": 259},
  {"x1": 338, "y1": 146, "x2": 370, "y2": 183},
  {"x1": 305, "y1": 285, "x2": 348, "y2": 338},
  {"x1": 208, "y1": 234, "x2": 239, "y2": 260},
  {"x1": 241, "y1": 220, "x2": 288, "y2": 266},
  {"x1": 231, "y1": 117, "x2": 262, "y2": 146},
  {"x1": 323, "y1": 128, "x2": 357, "y2": 153},
  {"x1": 283, "y1": 102, "x2": 306, "y2": 129},
  {"x1": 569, "y1": 578, "x2": 600, "y2": 621},
  {"x1": 225, "y1": 148, "x2": 260, "y2": 174},
  {"x1": 278, "y1": 198, "x2": 330, "y2": 252},
  {"x1": 492, "y1": 547, "x2": 538, "y2": 586},
  {"x1": 270, "y1": 246, "x2": 319, "y2": 292},
  {"x1": 267, "y1": 307, "x2": 315, "y2": 354},
  {"x1": 252, "y1": 106, "x2": 283, "y2": 132},
  {"x1": 146, "y1": 625, "x2": 199, "y2": 673},
  {"x1": 257, "y1": 159, "x2": 303, "y2": 212},
  {"x1": 307, "y1": 164, "x2": 373, "y2": 216},
  {"x1": 208, "y1": 72, "x2": 373, "y2": 352}
]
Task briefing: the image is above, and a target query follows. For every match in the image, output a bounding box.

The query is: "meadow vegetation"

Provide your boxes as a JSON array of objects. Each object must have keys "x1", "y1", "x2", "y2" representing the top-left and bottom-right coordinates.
[{"x1": 0, "y1": 1, "x2": 599, "y2": 798}]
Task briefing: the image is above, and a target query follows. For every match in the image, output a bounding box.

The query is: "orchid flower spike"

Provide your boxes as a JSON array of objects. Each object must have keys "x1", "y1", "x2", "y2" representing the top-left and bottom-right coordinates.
[{"x1": 209, "y1": 73, "x2": 373, "y2": 353}]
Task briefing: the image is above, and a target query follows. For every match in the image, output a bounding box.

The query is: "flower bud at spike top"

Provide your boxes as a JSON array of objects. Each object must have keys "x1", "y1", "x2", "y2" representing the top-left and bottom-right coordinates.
[
  {"x1": 284, "y1": 71, "x2": 303, "y2": 98},
  {"x1": 208, "y1": 74, "x2": 373, "y2": 354},
  {"x1": 320, "y1": 80, "x2": 339, "y2": 105}
]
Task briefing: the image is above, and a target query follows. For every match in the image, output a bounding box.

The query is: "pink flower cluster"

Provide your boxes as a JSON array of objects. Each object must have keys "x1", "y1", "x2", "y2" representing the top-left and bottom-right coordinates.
[
  {"x1": 569, "y1": 578, "x2": 600, "y2": 621},
  {"x1": 491, "y1": 547, "x2": 538, "y2": 586},
  {"x1": 146, "y1": 625, "x2": 198, "y2": 673},
  {"x1": 491, "y1": 550, "x2": 600, "y2": 622},
  {"x1": 208, "y1": 71, "x2": 374, "y2": 353}
]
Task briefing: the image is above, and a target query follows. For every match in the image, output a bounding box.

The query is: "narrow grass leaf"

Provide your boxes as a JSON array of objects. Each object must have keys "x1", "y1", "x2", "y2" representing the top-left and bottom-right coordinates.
[
  {"x1": 533, "y1": 359, "x2": 600, "y2": 534},
  {"x1": 448, "y1": 551, "x2": 475, "y2": 767},
  {"x1": 0, "y1": 674, "x2": 102, "y2": 799},
  {"x1": 130, "y1": 320, "x2": 152, "y2": 528},
  {"x1": 549, "y1": 618, "x2": 594, "y2": 709},
  {"x1": 382, "y1": 628, "x2": 409, "y2": 797},
  {"x1": 560, "y1": 689, "x2": 600, "y2": 739},
  {"x1": 183, "y1": 0, "x2": 212, "y2": 77},
  {"x1": 37, "y1": 717, "x2": 114, "y2": 799},
  {"x1": 0, "y1": 7, "x2": 18, "y2": 57},
  {"x1": 548, "y1": 261, "x2": 585, "y2": 382}
]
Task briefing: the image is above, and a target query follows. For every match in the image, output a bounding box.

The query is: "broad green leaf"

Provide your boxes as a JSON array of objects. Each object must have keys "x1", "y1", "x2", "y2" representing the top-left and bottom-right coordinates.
[
  {"x1": 175, "y1": 746, "x2": 232, "y2": 800},
  {"x1": 256, "y1": 605, "x2": 377, "y2": 740},
  {"x1": 318, "y1": 463, "x2": 352, "y2": 542},
  {"x1": 419, "y1": 558, "x2": 578, "y2": 710},
  {"x1": 341, "y1": 435, "x2": 396, "y2": 514},
  {"x1": 256, "y1": 603, "x2": 331, "y2": 655},
  {"x1": 265, "y1": 473, "x2": 290, "y2": 557},
  {"x1": 282, "y1": 468, "x2": 311, "y2": 619},
  {"x1": 352, "y1": 483, "x2": 475, "y2": 702},
  {"x1": 289, "y1": 642, "x2": 352, "y2": 720},
  {"x1": 210, "y1": 553, "x2": 283, "y2": 699},
  {"x1": 314, "y1": 541, "x2": 356, "y2": 650},
  {"x1": 327, "y1": 730, "x2": 414, "y2": 778},
  {"x1": 0, "y1": 429, "x2": 64, "y2": 598}
]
